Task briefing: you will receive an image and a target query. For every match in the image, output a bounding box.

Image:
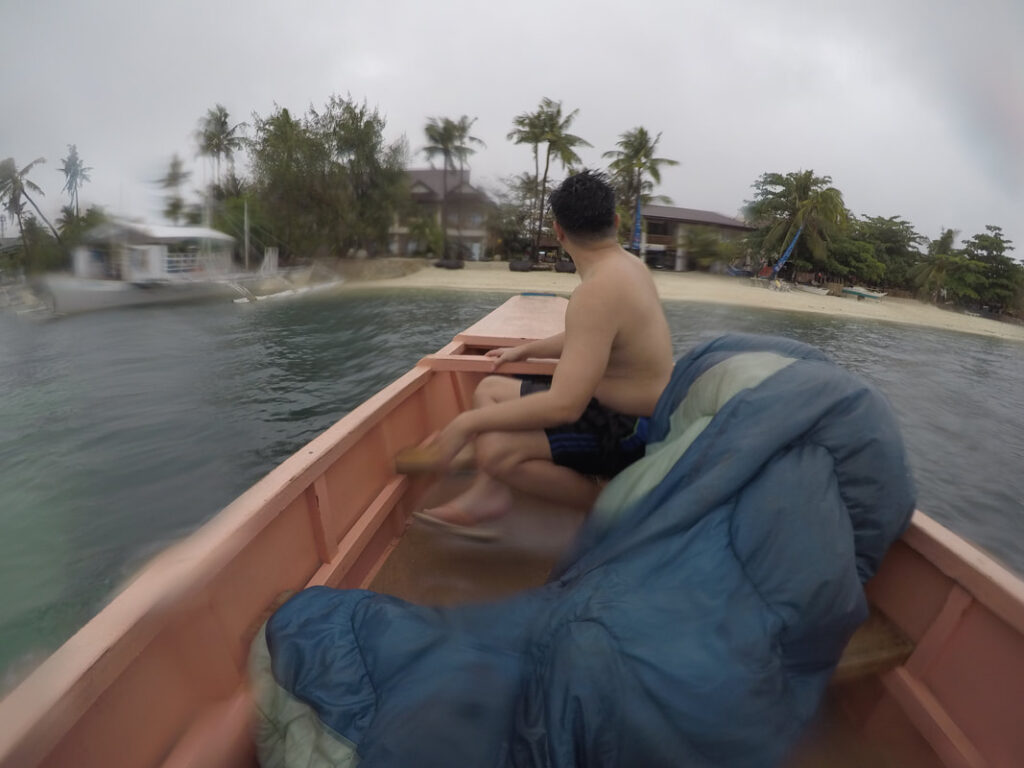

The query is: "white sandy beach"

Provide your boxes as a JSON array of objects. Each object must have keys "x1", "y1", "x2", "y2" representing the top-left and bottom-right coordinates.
[{"x1": 341, "y1": 260, "x2": 1024, "y2": 344}]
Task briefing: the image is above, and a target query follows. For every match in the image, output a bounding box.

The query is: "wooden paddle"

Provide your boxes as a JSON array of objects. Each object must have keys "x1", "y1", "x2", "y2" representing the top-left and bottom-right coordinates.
[{"x1": 394, "y1": 444, "x2": 445, "y2": 474}]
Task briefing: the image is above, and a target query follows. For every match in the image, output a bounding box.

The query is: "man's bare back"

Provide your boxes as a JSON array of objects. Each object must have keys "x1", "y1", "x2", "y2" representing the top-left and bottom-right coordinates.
[
  {"x1": 413, "y1": 170, "x2": 675, "y2": 536},
  {"x1": 577, "y1": 247, "x2": 673, "y2": 417}
]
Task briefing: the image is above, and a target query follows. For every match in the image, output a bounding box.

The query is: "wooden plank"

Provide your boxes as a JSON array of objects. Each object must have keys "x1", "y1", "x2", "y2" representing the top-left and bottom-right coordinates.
[
  {"x1": 420, "y1": 355, "x2": 558, "y2": 376},
  {"x1": 455, "y1": 294, "x2": 567, "y2": 347},
  {"x1": 834, "y1": 610, "x2": 915, "y2": 684},
  {"x1": 879, "y1": 668, "x2": 990, "y2": 768},
  {"x1": 306, "y1": 477, "x2": 409, "y2": 589},
  {"x1": 904, "y1": 513, "x2": 1024, "y2": 637}
]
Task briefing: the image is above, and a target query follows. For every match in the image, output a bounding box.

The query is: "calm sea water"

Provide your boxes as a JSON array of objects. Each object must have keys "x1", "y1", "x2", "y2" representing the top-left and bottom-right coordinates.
[{"x1": 1, "y1": 289, "x2": 1022, "y2": 688}]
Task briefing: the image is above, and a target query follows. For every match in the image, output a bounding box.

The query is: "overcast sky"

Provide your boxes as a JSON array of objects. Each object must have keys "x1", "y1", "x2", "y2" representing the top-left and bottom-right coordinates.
[{"x1": 2, "y1": 0, "x2": 1021, "y2": 254}]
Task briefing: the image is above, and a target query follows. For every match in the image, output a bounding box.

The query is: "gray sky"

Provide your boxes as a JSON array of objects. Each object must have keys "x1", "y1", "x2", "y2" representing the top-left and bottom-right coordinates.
[{"x1": 2, "y1": 0, "x2": 1021, "y2": 254}]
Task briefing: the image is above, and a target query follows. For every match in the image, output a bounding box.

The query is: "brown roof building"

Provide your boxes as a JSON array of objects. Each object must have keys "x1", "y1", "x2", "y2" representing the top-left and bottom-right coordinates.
[{"x1": 389, "y1": 170, "x2": 493, "y2": 259}]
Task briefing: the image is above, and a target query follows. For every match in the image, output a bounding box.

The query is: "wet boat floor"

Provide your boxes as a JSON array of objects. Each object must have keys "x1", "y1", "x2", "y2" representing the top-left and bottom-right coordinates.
[
  {"x1": 370, "y1": 472, "x2": 585, "y2": 605},
  {"x1": 368, "y1": 473, "x2": 907, "y2": 767}
]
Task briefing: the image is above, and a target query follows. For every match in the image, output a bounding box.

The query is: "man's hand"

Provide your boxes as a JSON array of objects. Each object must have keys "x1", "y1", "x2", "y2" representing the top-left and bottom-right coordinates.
[{"x1": 485, "y1": 346, "x2": 526, "y2": 369}]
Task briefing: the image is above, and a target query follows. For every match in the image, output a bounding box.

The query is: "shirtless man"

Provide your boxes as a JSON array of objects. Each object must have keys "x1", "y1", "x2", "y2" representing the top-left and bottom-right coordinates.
[{"x1": 417, "y1": 169, "x2": 674, "y2": 534}]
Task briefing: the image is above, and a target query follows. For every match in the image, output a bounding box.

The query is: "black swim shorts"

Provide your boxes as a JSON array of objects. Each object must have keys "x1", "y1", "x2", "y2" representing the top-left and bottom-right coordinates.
[{"x1": 519, "y1": 376, "x2": 649, "y2": 477}]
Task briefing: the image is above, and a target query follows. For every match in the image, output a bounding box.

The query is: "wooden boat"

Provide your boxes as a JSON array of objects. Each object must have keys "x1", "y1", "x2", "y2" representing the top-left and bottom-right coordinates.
[
  {"x1": 842, "y1": 285, "x2": 887, "y2": 301},
  {"x1": 0, "y1": 294, "x2": 1021, "y2": 767},
  {"x1": 794, "y1": 283, "x2": 830, "y2": 296},
  {"x1": 36, "y1": 221, "x2": 256, "y2": 315}
]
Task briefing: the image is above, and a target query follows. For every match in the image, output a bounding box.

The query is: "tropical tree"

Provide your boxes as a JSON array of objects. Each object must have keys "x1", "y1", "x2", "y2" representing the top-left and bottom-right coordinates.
[
  {"x1": 962, "y1": 225, "x2": 1019, "y2": 313},
  {"x1": 854, "y1": 215, "x2": 925, "y2": 290},
  {"x1": 509, "y1": 98, "x2": 590, "y2": 257},
  {"x1": 312, "y1": 95, "x2": 409, "y2": 254},
  {"x1": 603, "y1": 127, "x2": 678, "y2": 248},
  {"x1": 57, "y1": 144, "x2": 92, "y2": 218},
  {"x1": 745, "y1": 170, "x2": 848, "y2": 274},
  {"x1": 159, "y1": 154, "x2": 192, "y2": 225},
  {"x1": 423, "y1": 115, "x2": 484, "y2": 259},
  {"x1": 0, "y1": 157, "x2": 62, "y2": 253},
  {"x1": 195, "y1": 104, "x2": 247, "y2": 187},
  {"x1": 489, "y1": 173, "x2": 536, "y2": 258},
  {"x1": 910, "y1": 230, "x2": 986, "y2": 304}
]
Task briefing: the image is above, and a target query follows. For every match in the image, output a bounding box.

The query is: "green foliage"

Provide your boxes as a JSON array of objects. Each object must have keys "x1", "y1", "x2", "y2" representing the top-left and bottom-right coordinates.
[
  {"x1": 248, "y1": 97, "x2": 409, "y2": 260},
  {"x1": 159, "y1": 154, "x2": 191, "y2": 225},
  {"x1": 910, "y1": 226, "x2": 1022, "y2": 312},
  {"x1": 603, "y1": 127, "x2": 678, "y2": 245},
  {"x1": 489, "y1": 173, "x2": 536, "y2": 258},
  {"x1": 829, "y1": 234, "x2": 884, "y2": 284},
  {"x1": 19, "y1": 216, "x2": 67, "y2": 273},
  {"x1": 56, "y1": 204, "x2": 107, "y2": 249},
  {"x1": 745, "y1": 170, "x2": 847, "y2": 271},
  {"x1": 853, "y1": 216, "x2": 924, "y2": 291},
  {"x1": 195, "y1": 104, "x2": 247, "y2": 186},
  {"x1": 0, "y1": 156, "x2": 62, "y2": 269},
  {"x1": 962, "y1": 225, "x2": 1020, "y2": 312},
  {"x1": 508, "y1": 98, "x2": 590, "y2": 258}
]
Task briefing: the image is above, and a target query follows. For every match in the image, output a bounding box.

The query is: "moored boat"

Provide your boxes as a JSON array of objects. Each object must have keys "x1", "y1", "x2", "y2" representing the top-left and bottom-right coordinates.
[
  {"x1": 0, "y1": 294, "x2": 1020, "y2": 767},
  {"x1": 842, "y1": 285, "x2": 887, "y2": 301},
  {"x1": 35, "y1": 220, "x2": 253, "y2": 314}
]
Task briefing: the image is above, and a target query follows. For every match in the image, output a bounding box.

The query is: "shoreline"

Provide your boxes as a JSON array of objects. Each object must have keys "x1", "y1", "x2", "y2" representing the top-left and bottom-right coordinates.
[{"x1": 339, "y1": 260, "x2": 1024, "y2": 344}]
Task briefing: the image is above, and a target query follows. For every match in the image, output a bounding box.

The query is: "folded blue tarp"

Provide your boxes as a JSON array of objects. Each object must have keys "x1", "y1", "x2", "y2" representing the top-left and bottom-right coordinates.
[{"x1": 251, "y1": 334, "x2": 915, "y2": 767}]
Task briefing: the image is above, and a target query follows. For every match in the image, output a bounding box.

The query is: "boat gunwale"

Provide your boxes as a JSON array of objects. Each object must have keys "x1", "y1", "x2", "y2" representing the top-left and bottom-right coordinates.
[
  {"x1": 0, "y1": 360, "x2": 443, "y2": 765},
  {"x1": 0, "y1": 295, "x2": 570, "y2": 766},
  {"x1": 903, "y1": 512, "x2": 1024, "y2": 636}
]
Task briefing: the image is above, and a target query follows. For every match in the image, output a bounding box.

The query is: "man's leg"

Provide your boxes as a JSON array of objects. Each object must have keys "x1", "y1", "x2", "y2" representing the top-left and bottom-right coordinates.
[
  {"x1": 423, "y1": 375, "x2": 600, "y2": 524},
  {"x1": 423, "y1": 429, "x2": 601, "y2": 524}
]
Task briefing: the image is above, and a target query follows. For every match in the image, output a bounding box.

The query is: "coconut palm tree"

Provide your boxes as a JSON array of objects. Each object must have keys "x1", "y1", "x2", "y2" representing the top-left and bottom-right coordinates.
[
  {"x1": 0, "y1": 157, "x2": 62, "y2": 251},
  {"x1": 507, "y1": 110, "x2": 545, "y2": 235},
  {"x1": 57, "y1": 144, "x2": 92, "y2": 218},
  {"x1": 196, "y1": 104, "x2": 247, "y2": 187},
  {"x1": 508, "y1": 99, "x2": 591, "y2": 258},
  {"x1": 423, "y1": 115, "x2": 484, "y2": 259},
  {"x1": 603, "y1": 127, "x2": 678, "y2": 247},
  {"x1": 746, "y1": 170, "x2": 848, "y2": 269}
]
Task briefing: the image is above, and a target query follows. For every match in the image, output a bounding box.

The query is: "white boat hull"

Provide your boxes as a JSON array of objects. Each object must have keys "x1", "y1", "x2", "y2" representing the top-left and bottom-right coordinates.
[{"x1": 38, "y1": 275, "x2": 243, "y2": 315}]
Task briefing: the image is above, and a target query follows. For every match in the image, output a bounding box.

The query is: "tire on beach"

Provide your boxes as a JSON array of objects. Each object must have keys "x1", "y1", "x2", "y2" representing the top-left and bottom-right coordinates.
[
  {"x1": 554, "y1": 261, "x2": 576, "y2": 273},
  {"x1": 434, "y1": 258, "x2": 465, "y2": 270},
  {"x1": 509, "y1": 260, "x2": 533, "y2": 272}
]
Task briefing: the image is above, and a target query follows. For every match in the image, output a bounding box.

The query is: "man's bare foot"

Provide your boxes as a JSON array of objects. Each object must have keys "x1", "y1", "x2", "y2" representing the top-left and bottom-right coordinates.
[{"x1": 413, "y1": 478, "x2": 513, "y2": 540}]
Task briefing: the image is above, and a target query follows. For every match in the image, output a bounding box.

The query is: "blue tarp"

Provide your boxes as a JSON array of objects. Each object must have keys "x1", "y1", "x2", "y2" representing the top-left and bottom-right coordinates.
[{"x1": 251, "y1": 334, "x2": 915, "y2": 768}]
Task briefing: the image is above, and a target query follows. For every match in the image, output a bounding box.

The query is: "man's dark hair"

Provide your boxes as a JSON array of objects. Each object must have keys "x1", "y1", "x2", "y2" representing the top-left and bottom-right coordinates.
[{"x1": 548, "y1": 169, "x2": 617, "y2": 242}]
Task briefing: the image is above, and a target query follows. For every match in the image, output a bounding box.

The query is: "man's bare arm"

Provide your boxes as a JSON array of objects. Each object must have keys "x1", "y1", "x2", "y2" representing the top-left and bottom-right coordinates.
[
  {"x1": 435, "y1": 286, "x2": 615, "y2": 458},
  {"x1": 486, "y1": 332, "x2": 564, "y2": 366}
]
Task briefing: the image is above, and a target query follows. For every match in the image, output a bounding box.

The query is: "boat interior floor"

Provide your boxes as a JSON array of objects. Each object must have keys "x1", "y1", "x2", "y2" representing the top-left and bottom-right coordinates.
[{"x1": 368, "y1": 472, "x2": 920, "y2": 767}]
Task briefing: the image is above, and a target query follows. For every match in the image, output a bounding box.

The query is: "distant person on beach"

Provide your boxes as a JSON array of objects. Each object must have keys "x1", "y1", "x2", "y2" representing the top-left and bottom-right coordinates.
[{"x1": 415, "y1": 169, "x2": 674, "y2": 536}]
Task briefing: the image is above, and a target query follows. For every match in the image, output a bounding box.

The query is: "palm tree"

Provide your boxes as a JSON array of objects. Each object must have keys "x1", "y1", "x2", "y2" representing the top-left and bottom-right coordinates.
[
  {"x1": 746, "y1": 170, "x2": 848, "y2": 269},
  {"x1": 423, "y1": 115, "x2": 484, "y2": 259},
  {"x1": 603, "y1": 127, "x2": 678, "y2": 248},
  {"x1": 507, "y1": 110, "x2": 545, "y2": 236},
  {"x1": 196, "y1": 104, "x2": 247, "y2": 187},
  {"x1": 0, "y1": 157, "x2": 62, "y2": 252},
  {"x1": 57, "y1": 144, "x2": 92, "y2": 218},
  {"x1": 508, "y1": 99, "x2": 591, "y2": 258},
  {"x1": 159, "y1": 154, "x2": 191, "y2": 225}
]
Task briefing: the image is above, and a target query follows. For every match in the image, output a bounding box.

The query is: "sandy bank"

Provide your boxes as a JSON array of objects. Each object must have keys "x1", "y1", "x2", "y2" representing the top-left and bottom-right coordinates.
[{"x1": 340, "y1": 260, "x2": 1024, "y2": 344}]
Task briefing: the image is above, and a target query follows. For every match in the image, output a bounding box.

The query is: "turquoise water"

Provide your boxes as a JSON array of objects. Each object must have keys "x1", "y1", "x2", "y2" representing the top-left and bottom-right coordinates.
[{"x1": 1, "y1": 289, "x2": 1022, "y2": 689}]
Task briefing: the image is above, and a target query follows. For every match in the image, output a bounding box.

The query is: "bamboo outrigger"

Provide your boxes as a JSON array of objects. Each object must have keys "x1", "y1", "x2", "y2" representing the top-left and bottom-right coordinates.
[{"x1": 0, "y1": 294, "x2": 1021, "y2": 767}]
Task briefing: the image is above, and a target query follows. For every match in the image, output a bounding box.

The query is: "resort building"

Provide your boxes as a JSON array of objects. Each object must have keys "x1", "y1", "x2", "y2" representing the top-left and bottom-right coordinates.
[
  {"x1": 388, "y1": 169, "x2": 493, "y2": 260},
  {"x1": 639, "y1": 204, "x2": 753, "y2": 270}
]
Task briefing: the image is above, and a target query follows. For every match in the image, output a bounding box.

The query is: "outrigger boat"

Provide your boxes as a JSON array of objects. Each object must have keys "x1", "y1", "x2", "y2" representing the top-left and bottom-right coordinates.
[
  {"x1": 842, "y1": 285, "x2": 887, "y2": 301},
  {"x1": 0, "y1": 294, "x2": 1021, "y2": 767}
]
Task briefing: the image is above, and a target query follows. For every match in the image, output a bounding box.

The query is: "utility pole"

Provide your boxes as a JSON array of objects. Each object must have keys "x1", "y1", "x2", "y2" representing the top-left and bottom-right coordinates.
[{"x1": 243, "y1": 198, "x2": 249, "y2": 271}]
